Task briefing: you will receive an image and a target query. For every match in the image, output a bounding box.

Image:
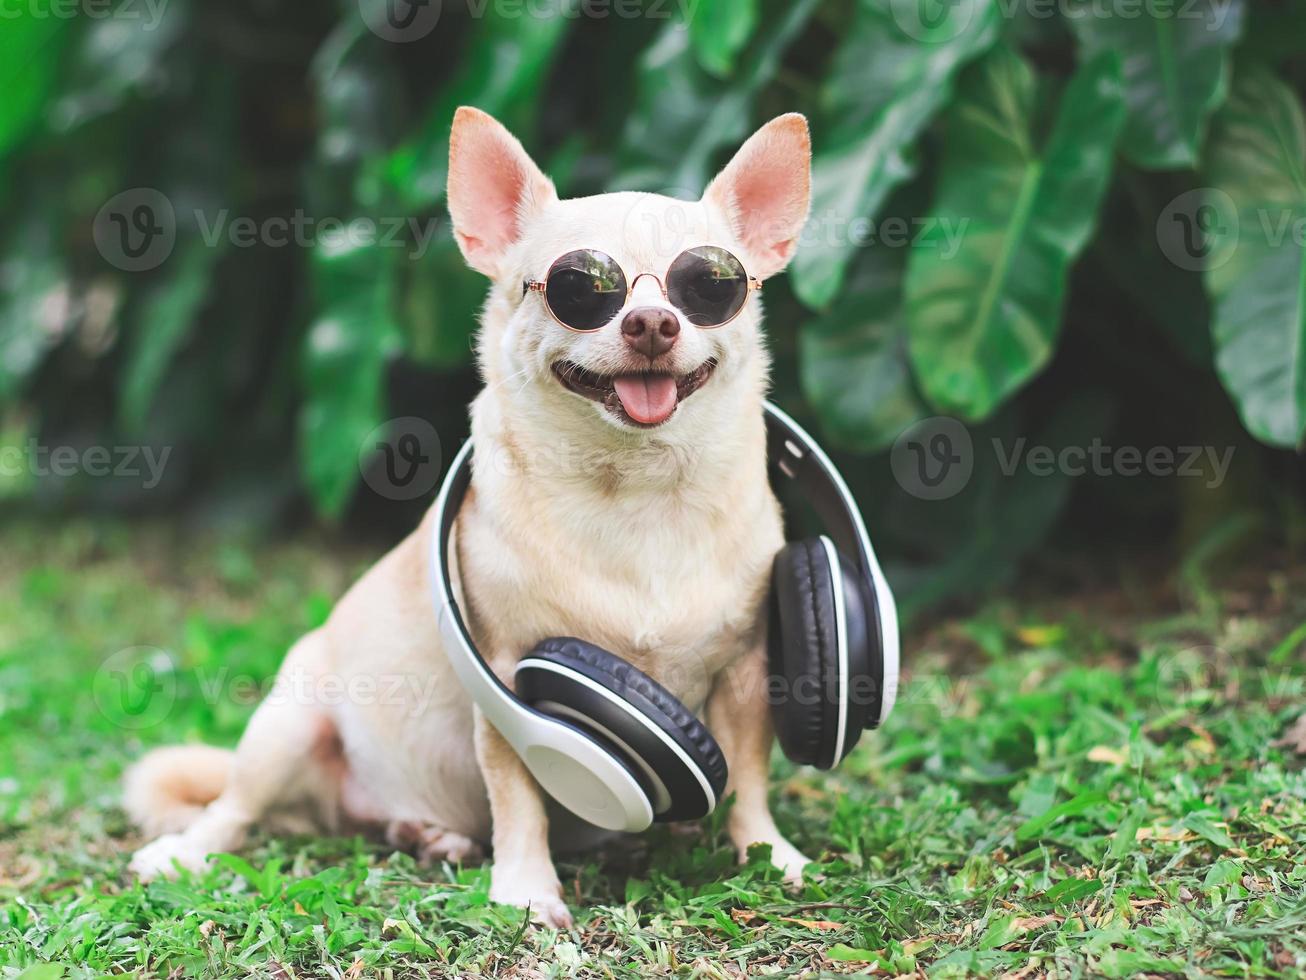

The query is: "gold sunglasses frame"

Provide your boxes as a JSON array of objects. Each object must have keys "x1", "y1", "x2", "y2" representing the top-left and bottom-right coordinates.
[{"x1": 522, "y1": 245, "x2": 763, "y2": 333}]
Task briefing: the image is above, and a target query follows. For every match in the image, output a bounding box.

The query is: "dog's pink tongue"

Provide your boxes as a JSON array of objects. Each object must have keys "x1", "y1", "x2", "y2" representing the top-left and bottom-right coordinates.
[{"x1": 613, "y1": 374, "x2": 678, "y2": 425}]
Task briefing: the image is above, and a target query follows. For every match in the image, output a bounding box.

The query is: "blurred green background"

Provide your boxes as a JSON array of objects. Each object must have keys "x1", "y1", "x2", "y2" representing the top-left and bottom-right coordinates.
[{"x1": 2, "y1": 0, "x2": 1305, "y2": 615}]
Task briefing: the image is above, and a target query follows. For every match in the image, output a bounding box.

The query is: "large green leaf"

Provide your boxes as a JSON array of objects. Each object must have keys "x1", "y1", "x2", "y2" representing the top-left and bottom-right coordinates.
[
  {"x1": 799, "y1": 247, "x2": 927, "y2": 453},
  {"x1": 49, "y1": 4, "x2": 187, "y2": 132},
  {"x1": 687, "y1": 0, "x2": 757, "y2": 77},
  {"x1": 399, "y1": 235, "x2": 485, "y2": 369},
  {"x1": 0, "y1": 211, "x2": 65, "y2": 399},
  {"x1": 382, "y1": 12, "x2": 570, "y2": 211},
  {"x1": 118, "y1": 241, "x2": 222, "y2": 433},
  {"x1": 1067, "y1": 0, "x2": 1243, "y2": 169},
  {"x1": 313, "y1": 24, "x2": 405, "y2": 176},
  {"x1": 1239, "y1": 1, "x2": 1306, "y2": 68},
  {"x1": 788, "y1": 0, "x2": 999, "y2": 310},
  {"x1": 904, "y1": 47, "x2": 1126, "y2": 420},
  {"x1": 298, "y1": 23, "x2": 412, "y2": 517},
  {"x1": 615, "y1": 0, "x2": 816, "y2": 193},
  {"x1": 0, "y1": 14, "x2": 65, "y2": 159},
  {"x1": 1205, "y1": 69, "x2": 1306, "y2": 448},
  {"x1": 300, "y1": 239, "x2": 402, "y2": 518}
]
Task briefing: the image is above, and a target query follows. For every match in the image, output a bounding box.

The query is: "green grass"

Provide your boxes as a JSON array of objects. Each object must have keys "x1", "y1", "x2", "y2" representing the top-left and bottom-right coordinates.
[{"x1": 2, "y1": 521, "x2": 1305, "y2": 978}]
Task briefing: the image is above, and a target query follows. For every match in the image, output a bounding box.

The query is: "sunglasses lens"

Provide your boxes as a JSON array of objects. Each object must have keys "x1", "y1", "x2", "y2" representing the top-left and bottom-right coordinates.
[
  {"x1": 544, "y1": 249, "x2": 627, "y2": 331},
  {"x1": 666, "y1": 246, "x2": 749, "y2": 326}
]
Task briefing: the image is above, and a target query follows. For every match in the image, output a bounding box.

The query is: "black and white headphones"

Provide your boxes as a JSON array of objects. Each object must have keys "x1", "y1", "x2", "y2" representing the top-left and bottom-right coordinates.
[{"x1": 428, "y1": 402, "x2": 898, "y2": 832}]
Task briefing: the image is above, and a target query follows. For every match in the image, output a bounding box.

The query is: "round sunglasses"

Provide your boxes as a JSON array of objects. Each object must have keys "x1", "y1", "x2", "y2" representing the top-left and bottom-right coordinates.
[{"x1": 522, "y1": 245, "x2": 761, "y2": 332}]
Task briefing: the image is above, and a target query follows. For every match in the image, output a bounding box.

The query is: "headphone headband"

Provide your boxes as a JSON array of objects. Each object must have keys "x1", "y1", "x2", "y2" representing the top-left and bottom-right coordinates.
[
  {"x1": 430, "y1": 436, "x2": 507, "y2": 711},
  {"x1": 761, "y1": 402, "x2": 900, "y2": 722}
]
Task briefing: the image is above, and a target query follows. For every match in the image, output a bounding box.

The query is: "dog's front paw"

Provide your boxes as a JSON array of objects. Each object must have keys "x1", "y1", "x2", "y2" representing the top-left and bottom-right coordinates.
[
  {"x1": 129, "y1": 833, "x2": 212, "y2": 881},
  {"x1": 739, "y1": 836, "x2": 812, "y2": 885},
  {"x1": 489, "y1": 864, "x2": 573, "y2": 929},
  {"x1": 770, "y1": 838, "x2": 813, "y2": 885}
]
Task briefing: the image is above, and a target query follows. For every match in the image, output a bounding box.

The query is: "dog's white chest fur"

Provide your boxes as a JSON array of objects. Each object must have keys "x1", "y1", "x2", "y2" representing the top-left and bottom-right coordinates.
[{"x1": 455, "y1": 392, "x2": 785, "y2": 713}]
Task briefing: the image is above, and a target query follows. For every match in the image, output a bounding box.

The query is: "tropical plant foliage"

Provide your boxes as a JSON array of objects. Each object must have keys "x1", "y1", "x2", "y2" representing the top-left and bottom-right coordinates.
[{"x1": 2, "y1": 0, "x2": 1304, "y2": 609}]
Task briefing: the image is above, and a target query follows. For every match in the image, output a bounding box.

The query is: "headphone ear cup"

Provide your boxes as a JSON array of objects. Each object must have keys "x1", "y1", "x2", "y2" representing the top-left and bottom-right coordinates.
[
  {"x1": 514, "y1": 638, "x2": 727, "y2": 822},
  {"x1": 834, "y1": 551, "x2": 874, "y2": 737},
  {"x1": 768, "y1": 538, "x2": 842, "y2": 768}
]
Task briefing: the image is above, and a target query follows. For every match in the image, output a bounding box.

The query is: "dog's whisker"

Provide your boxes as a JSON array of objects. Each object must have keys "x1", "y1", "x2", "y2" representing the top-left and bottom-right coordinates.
[
  {"x1": 484, "y1": 366, "x2": 531, "y2": 396},
  {"x1": 511, "y1": 372, "x2": 535, "y2": 398}
]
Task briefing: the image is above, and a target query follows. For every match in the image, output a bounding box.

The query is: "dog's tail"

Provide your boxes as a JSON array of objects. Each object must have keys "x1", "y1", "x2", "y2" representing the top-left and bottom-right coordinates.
[{"x1": 123, "y1": 745, "x2": 232, "y2": 837}]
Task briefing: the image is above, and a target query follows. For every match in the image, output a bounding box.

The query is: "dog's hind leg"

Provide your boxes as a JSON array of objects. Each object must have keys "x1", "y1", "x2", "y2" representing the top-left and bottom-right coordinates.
[
  {"x1": 129, "y1": 630, "x2": 339, "y2": 881},
  {"x1": 386, "y1": 820, "x2": 485, "y2": 866}
]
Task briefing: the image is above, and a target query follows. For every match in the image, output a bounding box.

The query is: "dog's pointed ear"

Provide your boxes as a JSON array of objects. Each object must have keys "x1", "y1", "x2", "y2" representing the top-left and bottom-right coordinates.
[
  {"x1": 448, "y1": 106, "x2": 556, "y2": 277},
  {"x1": 703, "y1": 114, "x2": 811, "y2": 279}
]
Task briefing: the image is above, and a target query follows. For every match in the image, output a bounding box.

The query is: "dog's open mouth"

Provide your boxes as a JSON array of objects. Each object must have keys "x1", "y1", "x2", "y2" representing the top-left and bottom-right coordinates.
[{"x1": 551, "y1": 359, "x2": 717, "y2": 427}]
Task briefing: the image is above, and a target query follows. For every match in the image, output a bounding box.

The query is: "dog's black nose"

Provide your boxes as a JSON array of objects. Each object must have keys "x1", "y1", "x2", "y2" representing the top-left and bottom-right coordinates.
[{"x1": 620, "y1": 307, "x2": 680, "y2": 358}]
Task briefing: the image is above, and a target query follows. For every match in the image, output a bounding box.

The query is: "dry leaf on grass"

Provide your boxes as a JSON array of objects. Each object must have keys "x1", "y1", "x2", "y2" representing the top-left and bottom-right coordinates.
[
  {"x1": 730, "y1": 908, "x2": 765, "y2": 929},
  {"x1": 1087, "y1": 745, "x2": 1128, "y2": 765},
  {"x1": 1136, "y1": 825, "x2": 1194, "y2": 843},
  {"x1": 777, "y1": 916, "x2": 842, "y2": 931},
  {"x1": 1273, "y1": 713, "x2": 1306, "y2": 755}
]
